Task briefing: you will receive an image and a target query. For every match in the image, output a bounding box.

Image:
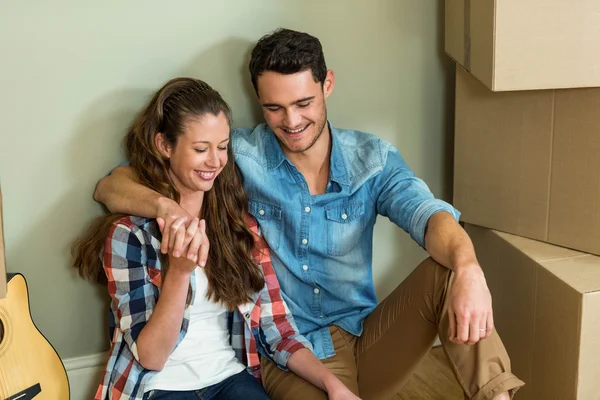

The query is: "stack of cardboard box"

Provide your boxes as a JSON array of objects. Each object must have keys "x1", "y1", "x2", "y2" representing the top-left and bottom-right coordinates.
[{"x1": 445, "y1": 1, "x2": 600, "y2": 399}]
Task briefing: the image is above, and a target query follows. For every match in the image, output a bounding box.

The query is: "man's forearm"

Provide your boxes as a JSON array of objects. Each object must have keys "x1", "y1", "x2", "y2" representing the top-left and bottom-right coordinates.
[
  {"x1": 94, "y1": 165, "x2": 163, "y2": 217},
  {"x1": 424, "y1": 211, "x2": 479, "y2": 273}
]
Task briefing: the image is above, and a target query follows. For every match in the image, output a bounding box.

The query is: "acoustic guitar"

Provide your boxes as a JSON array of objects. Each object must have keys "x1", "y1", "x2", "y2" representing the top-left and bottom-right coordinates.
[{"x1": 0, "y1": 186, "x2": 70, "y2": 399}]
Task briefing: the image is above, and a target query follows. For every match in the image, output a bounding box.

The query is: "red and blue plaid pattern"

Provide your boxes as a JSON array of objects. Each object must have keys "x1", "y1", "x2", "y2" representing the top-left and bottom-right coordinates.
[{"x1": 95, "y1": 215, "x2": 311, "y2": 400}]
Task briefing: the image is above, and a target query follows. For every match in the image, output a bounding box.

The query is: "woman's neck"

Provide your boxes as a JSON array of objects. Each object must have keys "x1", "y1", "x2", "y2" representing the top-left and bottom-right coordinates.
[{"x1": 179, "y1": 191, "x2": 204, "y2": 218}]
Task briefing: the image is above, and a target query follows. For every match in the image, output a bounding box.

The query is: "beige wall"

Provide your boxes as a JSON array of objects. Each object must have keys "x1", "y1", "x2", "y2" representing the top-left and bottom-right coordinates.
[{"x1": 0, "y1": 0, "x2": 453, "y2": 359}]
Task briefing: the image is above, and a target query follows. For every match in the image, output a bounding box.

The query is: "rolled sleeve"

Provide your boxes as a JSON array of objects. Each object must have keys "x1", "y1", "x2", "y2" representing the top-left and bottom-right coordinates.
[
  {"x1": 103, "y1": 220, "x2": 157, "y2": 361},
  {"x1": 409, "y1": 199, "x2": 461, "y2": 248},
  {"x1": 273, "y1": 332, "x2": 313, "y2": 368},
  {"x1": 374, "y1": 146, "x2": 461, "y2": 248}
]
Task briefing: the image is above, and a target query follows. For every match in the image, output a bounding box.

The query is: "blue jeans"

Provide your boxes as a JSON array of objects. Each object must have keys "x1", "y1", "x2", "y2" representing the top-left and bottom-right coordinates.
[{"x1": 143, "y1": 371, "x2": 270, "y2": 400}]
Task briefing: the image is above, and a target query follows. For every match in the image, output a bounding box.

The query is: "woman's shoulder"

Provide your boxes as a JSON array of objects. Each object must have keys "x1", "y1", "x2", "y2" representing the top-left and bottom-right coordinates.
[{"x1": 109, "y1": 216, "x2": 161, "y2": 246}]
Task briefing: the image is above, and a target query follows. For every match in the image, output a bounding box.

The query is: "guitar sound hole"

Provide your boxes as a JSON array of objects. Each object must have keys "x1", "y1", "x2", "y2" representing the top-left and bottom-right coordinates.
[{"x1": 0, "y1": 319, "x2": 4, "y2": 343}]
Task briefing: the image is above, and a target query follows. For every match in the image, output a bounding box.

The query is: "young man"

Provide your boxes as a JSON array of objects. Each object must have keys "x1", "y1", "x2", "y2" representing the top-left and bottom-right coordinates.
[{"x1": 95, "y1": 29, "x2": 524, "y2": 400}]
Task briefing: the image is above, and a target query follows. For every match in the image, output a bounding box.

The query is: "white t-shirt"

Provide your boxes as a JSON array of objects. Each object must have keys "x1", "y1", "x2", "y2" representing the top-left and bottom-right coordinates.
[{"x1": 145, "y1": 267, "x2": 246, "y2": 392}]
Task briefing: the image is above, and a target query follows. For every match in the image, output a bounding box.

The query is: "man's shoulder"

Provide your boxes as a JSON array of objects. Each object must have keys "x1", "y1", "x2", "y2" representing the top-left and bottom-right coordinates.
[
  {"x1": 333, "y1": 127, "x2": 393, "y2": 178},
  {"x1": 232, "y1": 125, "x2": 267, "y2": 152},
  {"x1": 231, "y1": 124, "x2": 270, "y2": 167}
]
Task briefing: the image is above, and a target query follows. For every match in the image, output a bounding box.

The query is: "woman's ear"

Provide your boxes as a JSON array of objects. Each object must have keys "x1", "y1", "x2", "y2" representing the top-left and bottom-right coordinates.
[{"x1": 154, "y1": 132, "x2": 172, "y2": 158}]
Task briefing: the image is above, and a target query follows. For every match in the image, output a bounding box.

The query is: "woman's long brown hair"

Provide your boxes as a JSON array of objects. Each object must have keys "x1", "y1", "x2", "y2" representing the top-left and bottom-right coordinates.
[{"x1": 72, "y1": 77, "x2": 265, "y2": 309}]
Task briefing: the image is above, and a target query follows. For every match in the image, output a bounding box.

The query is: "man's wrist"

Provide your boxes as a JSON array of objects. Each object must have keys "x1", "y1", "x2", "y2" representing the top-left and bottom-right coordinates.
[
  {"x1": 156, "y1": 196, "x2": 178, "y2": 219},
  {"x1": 453, "y1": 261, "x2": 483, "y2": 276}
]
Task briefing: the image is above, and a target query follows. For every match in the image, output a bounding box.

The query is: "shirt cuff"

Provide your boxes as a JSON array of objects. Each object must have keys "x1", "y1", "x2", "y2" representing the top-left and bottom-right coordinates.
[
  {"x1": 409, "y1": 199, "x2": 461, "y2": 248},
  {"x1": 274, "y1": 336, "x2": 313, "y2": 370}
]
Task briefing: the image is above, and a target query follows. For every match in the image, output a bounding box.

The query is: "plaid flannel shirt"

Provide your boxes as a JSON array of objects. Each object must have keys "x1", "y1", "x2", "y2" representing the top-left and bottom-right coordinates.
[{"x1": 95, "y1": 214, "x2": 311, "y2": 400}]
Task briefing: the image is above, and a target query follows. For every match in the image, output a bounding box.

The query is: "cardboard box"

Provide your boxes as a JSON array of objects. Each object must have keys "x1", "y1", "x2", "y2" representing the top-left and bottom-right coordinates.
[
  {"x1": 454, "y1": 66, "x2": 600, "y2": 256},
  {"x1": 466, "y1": 223, "x2": 600, "y2": 399},
  {"x1": 445, "y1": 0, "x2": 600, "y2": 91}
]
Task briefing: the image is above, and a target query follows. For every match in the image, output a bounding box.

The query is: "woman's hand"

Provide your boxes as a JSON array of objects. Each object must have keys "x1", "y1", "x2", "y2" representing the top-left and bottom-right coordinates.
[
  {"x1": 157, "y1": 198, "x2": 210, "y2": 267},
  {"x1": 157, "y1": 216, "x2": 207, "y2": 273}
]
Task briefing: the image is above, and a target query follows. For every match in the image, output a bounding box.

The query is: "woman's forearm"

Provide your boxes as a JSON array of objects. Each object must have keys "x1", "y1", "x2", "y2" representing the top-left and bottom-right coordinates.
[
  {"x1": 286, "y1": 348, "x2": 349, "y2": 394},
  {"x1": 136, "y1": 268, "x2": 190, "y2": 370}
]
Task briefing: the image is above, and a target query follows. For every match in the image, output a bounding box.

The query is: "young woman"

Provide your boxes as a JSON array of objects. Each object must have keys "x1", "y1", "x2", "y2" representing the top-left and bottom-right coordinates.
[{"x1": 73, "y1": 78, "x2": 360, "y2": 400}]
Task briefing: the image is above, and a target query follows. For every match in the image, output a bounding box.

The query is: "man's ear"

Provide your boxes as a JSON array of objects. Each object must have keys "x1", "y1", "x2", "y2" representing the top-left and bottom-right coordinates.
[
  {"x1": 323, "y1": 69, "x2": 335, "y2": 99},
  {"x1": 154, "y1": 132, "x2": 172, "y2": 159}
]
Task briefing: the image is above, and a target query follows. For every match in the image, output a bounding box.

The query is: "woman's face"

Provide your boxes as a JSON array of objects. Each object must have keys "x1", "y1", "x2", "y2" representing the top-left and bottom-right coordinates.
[{"x1": 161, "y1": 112, "x2": 230, "y2": 196}]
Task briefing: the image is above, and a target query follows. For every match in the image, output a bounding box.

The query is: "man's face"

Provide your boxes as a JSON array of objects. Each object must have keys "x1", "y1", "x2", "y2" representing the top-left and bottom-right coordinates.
[{"x1": 256, "y1": 69, "x2": 334, "y2": 154}]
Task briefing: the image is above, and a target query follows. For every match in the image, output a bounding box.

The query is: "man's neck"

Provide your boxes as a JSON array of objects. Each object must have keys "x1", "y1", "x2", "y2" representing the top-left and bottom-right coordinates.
[
  {"x1": 284, "y1": 125, "x2": 332, "y2": 195},
  {"x1": 285, "y1": 124, "x2": 331, "y2": 171}
]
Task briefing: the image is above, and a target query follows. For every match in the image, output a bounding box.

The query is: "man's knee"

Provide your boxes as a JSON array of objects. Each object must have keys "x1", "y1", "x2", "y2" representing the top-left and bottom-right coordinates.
[{"x1": 416, "y1": 257, "x2": 452, "y2": 285}]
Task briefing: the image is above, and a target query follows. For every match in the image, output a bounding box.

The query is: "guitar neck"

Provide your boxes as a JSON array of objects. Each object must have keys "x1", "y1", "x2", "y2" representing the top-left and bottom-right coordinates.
[{"x1": 0, "y1": 184, "x2": 7, "y2": 298}]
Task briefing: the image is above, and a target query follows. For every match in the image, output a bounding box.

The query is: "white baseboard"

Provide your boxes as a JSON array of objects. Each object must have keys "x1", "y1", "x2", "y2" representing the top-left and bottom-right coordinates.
[{"x1": 64, "y1": 352, "x2": 108, "y2": 400}]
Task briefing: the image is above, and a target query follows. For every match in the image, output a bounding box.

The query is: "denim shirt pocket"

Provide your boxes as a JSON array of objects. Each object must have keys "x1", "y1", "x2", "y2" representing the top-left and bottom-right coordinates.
[
  {"x1": 324, "y1": 202, "x2": 366, "y2": 256},
  {"x1": 248, "y1": 199, "x2": 282, "y2": 250}
]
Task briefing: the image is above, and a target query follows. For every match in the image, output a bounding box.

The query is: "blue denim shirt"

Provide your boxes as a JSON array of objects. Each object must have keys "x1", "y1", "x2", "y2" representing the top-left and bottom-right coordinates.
[{"x1": 232, "y1": 123, "x2": 460, "y2": 359}]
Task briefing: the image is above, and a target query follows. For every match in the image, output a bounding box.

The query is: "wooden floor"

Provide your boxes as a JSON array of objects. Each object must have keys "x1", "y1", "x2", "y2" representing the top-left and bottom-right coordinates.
[{"x1": 394, "y1": 347, "x2": 463, "y2": 400}]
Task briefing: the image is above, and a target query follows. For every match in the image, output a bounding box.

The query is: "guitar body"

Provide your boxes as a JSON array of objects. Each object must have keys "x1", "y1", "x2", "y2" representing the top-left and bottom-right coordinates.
[{"x1": 0, "y1": 274, "x2": 70, "y2": 400}]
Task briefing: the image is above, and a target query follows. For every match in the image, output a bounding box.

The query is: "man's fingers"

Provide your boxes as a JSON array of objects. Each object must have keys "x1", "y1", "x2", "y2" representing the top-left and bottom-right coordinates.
[
  {"x1": 468, "y1": 318, "x2": 481, "y2": 345},
  {"x1": 448, "y1": 307, "x2": 457, "y2": 343},
  {"x1": 168, "y1": 217, "x2": 186, "y2": 256},
  {"x1": 456, "y1": 313, "x2": 470, "y2": 344},
  {"x1": 160, "y1": 218, "x2": 173, "y2": 254},
  {"x1": 172, "y1": 225, "x2": 187, "y2": 258},
  {"x1": 187, "y1": 222, "x2": 204, "y2": 263},
  {"x1": 197, "y1": 219, "x2": 209, "y2": 268},
  {"x1": 183, "y1": 218, "x2": 199, "y2": 253},
  {"x1": 161, "y1": 217, "x2": 178, "y2": 254},
  {"x1": 485, "y1": 311, "x2": 495, "y2": 339}
]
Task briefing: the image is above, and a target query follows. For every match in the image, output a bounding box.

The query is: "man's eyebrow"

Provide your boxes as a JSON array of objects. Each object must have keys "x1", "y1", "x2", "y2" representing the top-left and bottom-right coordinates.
[{"x1": 262, "y1": 96, "x2": 315, "y2": 108}]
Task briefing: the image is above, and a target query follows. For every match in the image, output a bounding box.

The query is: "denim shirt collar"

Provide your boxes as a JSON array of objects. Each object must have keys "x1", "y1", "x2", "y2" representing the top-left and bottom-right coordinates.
[{"x1": 263, "y1": 121, "x2": 350, "y2": 186}]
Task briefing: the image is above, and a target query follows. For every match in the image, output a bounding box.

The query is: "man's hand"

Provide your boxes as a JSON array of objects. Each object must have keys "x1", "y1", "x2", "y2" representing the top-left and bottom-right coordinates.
[
  {"x1": 447, "y1": 265, "x2": 494, "y2": 345},
  {"x1": 156, "y1": 197, "x2": 209, "y2": 267}
]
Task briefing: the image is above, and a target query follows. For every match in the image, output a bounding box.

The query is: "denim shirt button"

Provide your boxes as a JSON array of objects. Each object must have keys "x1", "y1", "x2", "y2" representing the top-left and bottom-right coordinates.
[
  {"x1": 259, "y1": 209, "x2": 265, "y2": 216},
  {"x1": 302, "y1": 238, "x2": 308, "y2": 245},
  {"x1": 313, "y1": 288, "x2": 320, "y2": 294},
  {"x1": 341, "y1": 213, "x2": 348, "y2": 220},
  {"x1": 302, "y1": 265, "x2": 308, "y2": 271},
  {"x1": 305, "y1": 206, "x2": 311, "y2": 213}
]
